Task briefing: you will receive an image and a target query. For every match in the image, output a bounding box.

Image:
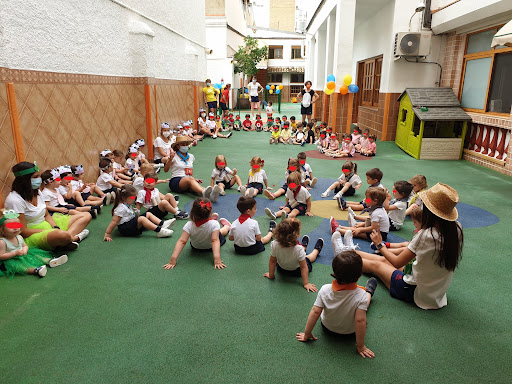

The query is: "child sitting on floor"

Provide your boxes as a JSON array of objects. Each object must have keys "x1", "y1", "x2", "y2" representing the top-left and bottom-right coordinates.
[
  {"x1": 361, "y1": 134, "x2": 377, "y2": 157},
  {"x1": 406, "y1": 174, "x2": 428, "y2": 216},
  {"x1": 270, "y1": 124, "x2": 281, "y2": 144},
  {"x1": 322, "y1": 161, "x2": 362, "y2": 199},
  {"x1": 296, "y1": 250, "x2": 377, "y2": 359},
  {"x1": 233, "y1": 115, "x2": 242, "y2": 131},
  {"x1": 355, "y1": 129, "x2": 369, "y2": 153},
  {"x1": 264, "y1": 218, "x2": 324, "y2": 292},
  {"x1": 293, "y1": 123, "x2": 306, "y2": 146},
  {"x1": 323, "y1": 133, "x2": 339, "y2": 156},
  {"x1": 163, "y1": 198, "x2": 231, "y2": 269},
  {"x1": 0, "y1": 209, "x2": 68, "y2": 278},
  {"x1": 254, "y1": 114, "x2": 264, "y2": 131},
  {"x1": 210, "y1": 155, "x2": 243, "y2": 201},
  {"x1": 70, "y1": 165, "x2": 107, "y2": 207},
  {"x1": 241, "y1": 156, "x2": 269, "y2": 197},
  {"x1": 297, "y1": 152, "x2": 318, "y2": 187},
  {"x1": 229, "y1": 196, "x2": 275, "y2": 255},
  {"x1": 338, "y1": 168, "x2": 384, "y2": 211},
  {"x1": 263, "y1": 158, "x2": 301, "y2": 200},
  {"x1": 264, "y1": 172, "x2": 313, "y2": 220},
  {"x1": 97, "y1": 158, "x2": 125, "y2": 197},
  {"x1": 328, "y1": 134, "x2": 355, "y2": 158},
  {"x1": 265, "y1": 116, "x2": 274, "y2": 132},
  {"x1": 243, "y1": 114, "x2": 253, "y2": 131},
  {"x1": 382, "y1": 180, "x2": 413, "y2": 231},
  {"x1": 280, "y1": 122, "x2": 292, "y2": 144}
]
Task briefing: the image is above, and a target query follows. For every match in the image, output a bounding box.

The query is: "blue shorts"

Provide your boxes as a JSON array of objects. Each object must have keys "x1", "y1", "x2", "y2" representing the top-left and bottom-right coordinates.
[
  {"x1": 207, "y1": 101, "x2": 217, "y2": 109},
  {"x1": 146, "y1": 206, "x2": 167, "y2": 220},
  {"x1": 247, "y1": 182, "x2": 264, "y2": 194},
  {"x1": 389, "y1": 270, "x2": 416, "y2": 303},
  {"x1": 359, "y1": 201, "x2": 368, "y2": 209},
  {"x1": 366, "y1": 231, "x2": 387, "y2": 241},
  {"x1": 216, "y1": 180, "x2": 232, "y2": 189},
  {"x1": 251, "y1": 96, "x2": 259, "y2": 103},
  {"x1": 285, "y1": 203, "x2": 307, "y2": 215},
  {"x1": 280, "y1": 183, "x2": 288, "y2": 192},
  {"x1": 118, "y1": 217, "x2": 144, "y2": 237},
  {"x1": 169, "y1": 177, "x2": 190, "y2": 194},
  {"x1": 277, "y1": 257, "x2": 312, "y2": 277},
  {"x1": 334, "y1": 184, "x2": 356, "y2": 196},
  {"x1": 234, "y1": 240, "x2": 265, "y2": 255}
]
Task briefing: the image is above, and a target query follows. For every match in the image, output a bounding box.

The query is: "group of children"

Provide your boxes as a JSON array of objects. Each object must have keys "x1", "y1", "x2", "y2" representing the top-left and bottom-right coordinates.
[{"x1": 317, "y1": 126, "x2": 377, "y2": 158}]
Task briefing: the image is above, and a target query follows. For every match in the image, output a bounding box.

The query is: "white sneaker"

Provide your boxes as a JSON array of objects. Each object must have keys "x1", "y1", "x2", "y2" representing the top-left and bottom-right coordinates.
[
  {"x1": 211, "y1": 212, "x2": 219, "y2": 221},
  {"x1": 219, "y1": 189, "x2": 226, "y2": 196},
  {"x1": 110, "y1": 191, "x2": 116, "y2": 202},
  {"x1": 202, "y1": 186, "x2": 212, "y2": 200},
  {"x1": 321, "y1": 190, "x2": 331, "y2": 198},
  {"x1": 104, "y1": 193, "x2": 111, "y2": 206},
  {"x1": 265, "y1": 207, "x2": 276, "y2": 220},
  {"x1": 35, "y1": 265, "x2": 47, "y2": 277},
  {"x1": 348, "y1": 212, "x2": 357, "y2": 228},
  {"x1": 310, "y1": 177, "x2": 318, "y2": 187},
  {"x1": 156, "y1": 228, "x2": 173, "y2": 238},
  {"x1": 331, "y1": 231, "x2": 344, "y2": 255},
  {"x1": 240, "y1": 186, "x2": 246, "y2": 196},
  {"x1": 348, "y1": 207, "x2": 355, "y2": 217},
  {"x1": 162, "y1": 218, "x2": 176, "y2": 230},
  {"x1": 76, "y1": 229, "x2": 89, "y2": 242},
  {"x1": 210, "y1": 185, "x2": 221, "y2": 202},
  {"x1": 48, "y1": 254, "x2": 68, "y2": 268},
  {"x1": 247, "y1": 187, "x2": 256, "y2": 197},
  {"x1": 212, "y1": 134, "x2": 217, "y2": 139},
  {"x1": 344, "y1": 229, "x2": 357, "y2": 250}
]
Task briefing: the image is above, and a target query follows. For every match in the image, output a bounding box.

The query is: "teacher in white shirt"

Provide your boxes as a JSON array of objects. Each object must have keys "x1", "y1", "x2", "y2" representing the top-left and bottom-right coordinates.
[
  {"x1": 297, "y1": 80, "x2": 319, "y2": 124},
  {"x1": 247, "y1": 77, "x2": 263, "y2": 118}
]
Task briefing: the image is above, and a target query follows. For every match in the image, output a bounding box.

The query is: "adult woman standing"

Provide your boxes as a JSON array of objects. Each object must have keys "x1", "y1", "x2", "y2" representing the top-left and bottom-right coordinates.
[
  {"x1": 164, "y1": 136, "x2": 212, "y2": 198},
  {"x1": 153, "y1": 122, "x2": 175, "y2": 164},
  {"x1": 203, "y1": 79, "x2": 219, "y2": 116},
  {"x1": 356, "y1": 183, "x2": 464, "y2": 310},
  {"x1": 220, "y1": 83, "x2": 231, "y2": 118},
  {"x1": 297, "y1": 81, "x2": 319, "y2": 124},
  {"x1": 247, "y1": 76, "x2": 263, "y2": 118},
  {"x1": 4, "y1": 162, "x2": 91, "y2": 251}
]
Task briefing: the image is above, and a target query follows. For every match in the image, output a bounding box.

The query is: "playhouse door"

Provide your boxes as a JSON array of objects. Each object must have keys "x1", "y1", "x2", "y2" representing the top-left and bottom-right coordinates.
[{"x1": 406, "y1": 118, "x2": 423, "y2": 159}]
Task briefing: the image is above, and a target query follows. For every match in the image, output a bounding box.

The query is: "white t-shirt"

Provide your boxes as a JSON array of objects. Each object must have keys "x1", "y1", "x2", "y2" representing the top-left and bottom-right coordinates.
[
  {"x1": 153, "y1": 136, "x2": 173, "y2": 160},
  {"x1": 405, "y1": 227, "x2": 460, "y2": 309},
  {"x1": 270, "y1": 241, "x2": 305, "y2": 271},
  {"x1": 388, "y1": 199, "x2": 408, "y2": 227},
  {"x1": 266, "y1": 105, "x2": 273, "y2": 114},
  {"x1": 183, "y1": 220, "x2": 220, "y2": 249},
  {"x1": 170, "y1": 153, "x2": 195, "y2": 179},
  {"x1": 41, "y1": 188, "x2": 66, "y2": 207},
  {"x1": 229, "y1": 217, "x2": 260, "y2": 247},
  {"x1": 339, "y1": 173, "x2": 362, "y2": 188},
  {"x1": 302, "y1": 163, "x2": 312, "y2": 175},
  {"x1": 314, "y1": 283, "x2": 369, "y2": 334},
  {"x1": 133, "y1": 177, "x2": 144, "y2": 194},
  {"x1": 57, "y1": 185, "x2": 71, "y2": 198},
  {"x1": 4, "y1": 191, "x2": 47, "y2": 226},
  {"x1": 113, "y1": 203, "x2": 136, "y2": 225},
  {"x1": 206, "y1": 120, "x2": 216, "y2": 131},
  {"x1": 248, "y1": 169, "x2": 267, "y2": 184},
  {"x1": 285, "y1": 186, "x2": 311, "y2": 205},
  {"x1": 96, "y1": 172, "x2": 114, "y2": 191},
  {"x1": 136, "y1": 188, "x2": 159, "y2": 210},
  {"x1": 295, "y1": 131, "x2": 305, "y2": 141},
  {"x1": 70, "y1": 179, "x2": 90, "y2": 194},
  {"x1": 211, "y1": 167, "x2": 232, "y2": 183},
  {"x1": 247, "y1": 82, "x2": 261, "y2": 97},
  {"x1": 371, "y1": 207, "x2": 390, "y2": 233}
]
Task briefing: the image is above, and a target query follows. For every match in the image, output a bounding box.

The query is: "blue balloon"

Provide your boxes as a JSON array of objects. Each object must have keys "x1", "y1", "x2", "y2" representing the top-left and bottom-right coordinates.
[
  {"x1": 266, "y1": 85, "x2": 271, "y2": 90},
  {"x1": 327, "y1": 74, "x2": 335, "y2": 82},
  {"x1": 214, "y1": 83, "x2": 220, "y2": 89},
  {"x1": 244, "y1": 88, "x2": 248, "y2": 93},
  {"x1": 348, "y1": 84, "x2": 359, "y2": 93},
  {"x1": 276, "y1": 89, "x2": 281, "y2": 94}
]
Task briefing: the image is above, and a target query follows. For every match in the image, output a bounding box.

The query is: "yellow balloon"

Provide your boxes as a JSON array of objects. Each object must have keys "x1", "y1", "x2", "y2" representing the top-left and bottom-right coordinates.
[
  {"x1": 244, "y1": 94, "x2": 249, "y2": 99},
  {"x1": 270, "y1": 85, "x2": 275, "y2": 90},
  {"x1": 278, "y1": 85, "x2": 283, "y2": 90},
  {"x1": 327, "y1": 81, "x2": 336, "y2": 90},
  {"x1": 343, "y1": 75, "x2": 352, "y2": 86},
  {"x1": 325, "y1": 88, "x2": 334, "y2": 95},
  {"x1": 292, "y1": 97, "x2": 297, "y2": 103},
  {"x1": 269, "y1": 89, "x2": 274, "y2": 94}
]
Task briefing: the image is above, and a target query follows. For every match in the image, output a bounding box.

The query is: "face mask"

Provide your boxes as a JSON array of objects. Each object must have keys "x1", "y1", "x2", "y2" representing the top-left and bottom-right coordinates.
[
  {"x1": 201, "y1": 113, "x2": 206, "y2": 118},
  {"x1": 162, "y1": 131, "x2": 171, "y2": 137},
  {"x1": 180, "y1": 146, "x2": 189, "y2": 153},
  {"x1": 252, "y1": 79, "x2": 256, "y2": 83},
  {"x1": 31, "y1": 178, "x2": 42, "y2": 189},
  {"x1": 206, "y1": 83, "x2": 211, "y2": 86}
]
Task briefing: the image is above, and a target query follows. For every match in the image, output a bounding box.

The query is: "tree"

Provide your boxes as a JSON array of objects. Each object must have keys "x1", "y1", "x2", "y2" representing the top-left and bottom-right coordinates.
[{"x1": 233, "y1": 36, "x2": 268, "y2": 80}]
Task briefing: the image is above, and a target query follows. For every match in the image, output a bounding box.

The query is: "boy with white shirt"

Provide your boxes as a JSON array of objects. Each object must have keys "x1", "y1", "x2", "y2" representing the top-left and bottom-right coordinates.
[
  {"x1": 384, "y1": 180, "x2": 413, "y2": 231},
  {"x1": 297, "y1": 152, "x2": 318, "y2": 187},
  {"x1": 229, "y1": 197, "x2": 275, "y2": 255}
]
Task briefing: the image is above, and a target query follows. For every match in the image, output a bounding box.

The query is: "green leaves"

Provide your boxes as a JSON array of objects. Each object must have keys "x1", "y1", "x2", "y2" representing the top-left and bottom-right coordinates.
[{"x1": 233, "y1": 37, "x2": 268, "y2": 78}]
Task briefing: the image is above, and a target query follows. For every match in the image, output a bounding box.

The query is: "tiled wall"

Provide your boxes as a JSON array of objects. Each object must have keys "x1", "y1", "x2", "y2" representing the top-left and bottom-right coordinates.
[{"x1": 0, "y1": 68, "x2": 199, "y2": 202}]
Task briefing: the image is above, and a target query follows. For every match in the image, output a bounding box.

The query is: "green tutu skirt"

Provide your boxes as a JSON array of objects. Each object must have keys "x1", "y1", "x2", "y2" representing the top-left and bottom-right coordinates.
[
  {"x1": 0, "y1": 247, "x2": 53, "y2": 279},
  {"x1": 24, "y1": 214, "x2": 70, "y2": 250}
]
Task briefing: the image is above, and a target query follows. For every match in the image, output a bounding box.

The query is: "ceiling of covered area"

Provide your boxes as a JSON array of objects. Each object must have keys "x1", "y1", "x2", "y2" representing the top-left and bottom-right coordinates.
[{"x1": 355, "y1": 0, "x2": 393, "y2": 26}]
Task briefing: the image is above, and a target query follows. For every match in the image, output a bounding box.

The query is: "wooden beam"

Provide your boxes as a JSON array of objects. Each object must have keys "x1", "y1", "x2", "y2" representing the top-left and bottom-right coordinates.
[
  {"x1": 346, "y1": 93, "x2": 353, "y2": 134},
  {"x1": 6, "y1": 83, "x2": 24, "y2": 162},
  {"x1": 381, "y1": 93, "x2": 391, "y2": 141},
  {"x1": 144, "y1": 85, "x2": 154, "y2": 159}
]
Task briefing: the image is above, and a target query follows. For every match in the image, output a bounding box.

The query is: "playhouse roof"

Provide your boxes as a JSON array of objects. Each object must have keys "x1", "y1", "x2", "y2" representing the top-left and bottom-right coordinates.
[{"x1": 398, "y1": 88, "x2": 472, "y2": 122}]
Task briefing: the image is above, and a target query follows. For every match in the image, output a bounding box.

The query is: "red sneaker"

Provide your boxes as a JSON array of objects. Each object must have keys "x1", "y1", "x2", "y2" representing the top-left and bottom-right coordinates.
[{"x1": 330, "y1": 216, "x2": 340, "y2": 234}]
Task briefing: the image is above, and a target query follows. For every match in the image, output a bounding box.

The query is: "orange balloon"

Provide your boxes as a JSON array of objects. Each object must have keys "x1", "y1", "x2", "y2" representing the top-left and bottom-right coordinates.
[
  {"x1": 339, "y1": 85, "x2": 349, "y2": 95},
  {"x1": 327, "y1": 81, "x2": 336, "y2": 90},
  {"x1": 270, "y1": 85, "x2": 275, "y2": 90}
]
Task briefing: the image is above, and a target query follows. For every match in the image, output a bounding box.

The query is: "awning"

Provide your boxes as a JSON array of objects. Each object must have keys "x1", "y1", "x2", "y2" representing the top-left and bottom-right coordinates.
[{"x1": 491, "y1": 20, "x2": 512, "y2": 47}]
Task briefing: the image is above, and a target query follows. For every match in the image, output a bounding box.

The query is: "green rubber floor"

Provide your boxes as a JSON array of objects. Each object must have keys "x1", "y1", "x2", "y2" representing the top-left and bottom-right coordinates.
[{"x1": 1, "y1": 107, "x2": 511, "y2": 383}]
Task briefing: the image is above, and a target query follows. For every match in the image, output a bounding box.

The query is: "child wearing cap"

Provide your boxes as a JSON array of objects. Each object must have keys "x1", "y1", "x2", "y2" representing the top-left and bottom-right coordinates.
[
  {"x1": 228, "y1": 196, "x2": 275, "y2": 255},
  {"x1": 97, "y1": 158, "x2": 125, "y2": 197},
  {"x1": 206, "y1": 113, "x2": 232, "y2": 139},
  {"x1": 242, "y1": 114, "x2": 254, "y2": 132},
  {"x1": 359, "y1": 183, "x2": 463, "y2": 310},
  {"x1": 296, "y1": 250, "x2": 377, "y2": 359}
]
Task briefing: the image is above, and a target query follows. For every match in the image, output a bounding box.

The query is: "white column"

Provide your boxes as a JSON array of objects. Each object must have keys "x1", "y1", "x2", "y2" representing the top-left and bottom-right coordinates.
[
  {"x1": 314, "y1": 27, "x2": 327, "y2": 90},
  {"x1": 333, "y1": 0, "x2": 356, "y2": 83},
  {"x1": 325, "y1": 10, "x2": 336, "y2": 79}
]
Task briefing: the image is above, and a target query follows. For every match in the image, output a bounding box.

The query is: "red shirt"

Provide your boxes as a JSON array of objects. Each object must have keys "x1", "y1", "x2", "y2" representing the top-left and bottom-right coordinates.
[
  {"x1": 221, "y1": 89, "x2": 230, "y2": 104},
  {"x1": 243, "y1": 119, "x2": 252, "y2": 128},
  {"x1": 255, "y1": 121, "x2": 263, "y2": 129}
]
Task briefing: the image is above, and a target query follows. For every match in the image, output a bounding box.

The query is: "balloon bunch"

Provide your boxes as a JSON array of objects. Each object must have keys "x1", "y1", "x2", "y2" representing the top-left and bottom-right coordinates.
[
  {"x1": 324, "y1": 74, "x2": 359, "y2": 95},
  {"x1": 266, "y1": 84, "x2": 283, "y2": 94}
]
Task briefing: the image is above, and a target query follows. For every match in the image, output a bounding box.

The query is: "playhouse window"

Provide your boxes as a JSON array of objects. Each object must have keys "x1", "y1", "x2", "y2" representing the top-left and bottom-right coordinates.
[
  {"x1": 460, "y1": 26, "x2": 512, "y2": 115},
  {"x1": 401, "y1": 109, "x2": 407, "y2": 123},
  {"x1": 412, "y1": 116, "x2": 421, "y2": 137}
]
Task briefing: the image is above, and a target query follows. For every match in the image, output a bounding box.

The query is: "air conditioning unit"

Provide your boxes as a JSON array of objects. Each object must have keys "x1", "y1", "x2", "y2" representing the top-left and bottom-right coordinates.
[{"x1": 394, "y1": 32, "x2": 432, "y2": 58}]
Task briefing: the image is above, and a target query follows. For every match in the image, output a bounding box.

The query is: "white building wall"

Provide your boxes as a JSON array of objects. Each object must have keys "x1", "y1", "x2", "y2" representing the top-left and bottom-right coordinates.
[
  {"x1": 0, "y1": 0, "x2": 207, "y2": 80},
  {"x1": 265, "y1": 39, "x2": 306, "y2": 68}
]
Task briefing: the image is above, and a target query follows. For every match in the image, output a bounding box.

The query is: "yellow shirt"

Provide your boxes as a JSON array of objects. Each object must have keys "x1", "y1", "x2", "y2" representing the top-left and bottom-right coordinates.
[
  {"x1": 271, "y1": 129, "x2": 281, "y2": 139},
  {"x1": 290, "y1": 122, "x2": 297, "y2": 130},
  {"x1": 281, "y1": 128, "x2": 291, "y2": 140},
  {"x1": 203, "y1": 86, "x2": 219, "y2": 102}
]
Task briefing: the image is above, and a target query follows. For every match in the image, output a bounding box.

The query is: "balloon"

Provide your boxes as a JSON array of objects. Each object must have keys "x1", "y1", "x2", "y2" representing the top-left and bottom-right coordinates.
[
  {"x1": 327, "y1": 81, "x2": 336, "y2": 90},
  {"x1": 292, "y1": 97, "x2": 298, "y2": 103},
  {"x1": 278, "y1": 85, "x2": 283, "y2": 90},
  {"x1": 269, "y1": 89, "x2": 274, "y2": 94},
  {"x1": 327, "y1": 74, "x2": 335, "y2": 82},
  {"x1": 215, "y1": 83, "x2": 221, "y2": 89},
  {"x1": 276, "y1": 89, "x2": 281, "y2": 94},
  {"x1": 244, "y1": 94, "x2": 249, "y2": 99},
  {"x1": 343, "y1": 75, "x2": 352, "y2": 86},
  {"x1": 271, "y1": 85, "x2": 275, "y2": 90},
  {"x1": 348, "y1": 84, "x2": 359, "y2": 93},
  {"x1": 325, "y1": 88, "x2": 334, "y2": 95},
  {"x1": 244, "y1": 88, "x2": 248, "y2": 93},
  {"x1": 266, "y1": 85, "x2": 271, "y2": 90},
  {"x1": 339, "y1": 85, "x2": 349, "y2": 95}
]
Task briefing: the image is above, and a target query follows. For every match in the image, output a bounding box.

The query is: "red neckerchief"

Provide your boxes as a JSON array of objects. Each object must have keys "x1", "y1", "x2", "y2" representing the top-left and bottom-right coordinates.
[
  {"x1": 144, "y1": 187, "x2": 153, "y2": 204},
  {"x1": 194, "y1": 218, "x2": 212, "y2": 227},
  {"x1": 332, "y1": 280, "x2": 366, "y2": 291},
  {"x1": 292, "y1": 186, "x2": 301, "y2": 200},
  {"x1": 239, "y1": 214, "x2": 251, "y2": 224}
]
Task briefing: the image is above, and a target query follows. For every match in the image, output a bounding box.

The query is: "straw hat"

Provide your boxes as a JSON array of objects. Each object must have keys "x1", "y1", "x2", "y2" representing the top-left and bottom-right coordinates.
[
  {"x1": 171, "y1": 136, "x2": 193, "y2": 151},
  {"x1": 419, "y1": 183, "x2": 459, "y2": 221}
]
